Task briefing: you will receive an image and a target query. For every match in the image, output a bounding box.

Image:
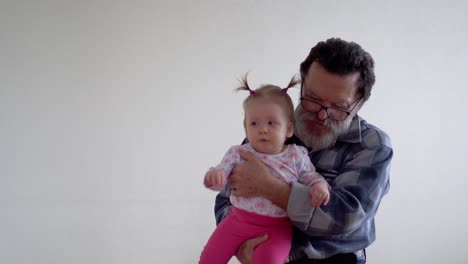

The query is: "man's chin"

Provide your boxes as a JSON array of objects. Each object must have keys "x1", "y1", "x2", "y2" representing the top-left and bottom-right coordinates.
[
  {"x1": 297, "y1": 128, "x2": 336, "y2": 150},
  {"x1": 311, "y1": 138, "x2": 336, "y2": 151},
  {"x1": 306, "y1": 127, "x2": 328, "y2": 138},
  {"x1": 295, "y1": 111, "x2": 353, "y2": 150}
]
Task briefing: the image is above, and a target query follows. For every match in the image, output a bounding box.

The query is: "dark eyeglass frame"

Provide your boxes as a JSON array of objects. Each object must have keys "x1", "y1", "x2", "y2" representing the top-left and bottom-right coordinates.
[{"x1": 300, "y1": 86, "x2": 363, "y2": 121}]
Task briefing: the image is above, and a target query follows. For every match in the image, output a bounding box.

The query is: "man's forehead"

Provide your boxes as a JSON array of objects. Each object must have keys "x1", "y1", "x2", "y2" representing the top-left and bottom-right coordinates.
[{"x1": 304, "y1": 64, "x2": 360, "y2": 103}]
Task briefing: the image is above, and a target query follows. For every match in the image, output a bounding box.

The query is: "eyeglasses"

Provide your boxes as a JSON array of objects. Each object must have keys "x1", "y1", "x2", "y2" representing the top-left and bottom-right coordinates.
[{"x1": 300, "y1": 95, "x2": 362, "y2": 121}]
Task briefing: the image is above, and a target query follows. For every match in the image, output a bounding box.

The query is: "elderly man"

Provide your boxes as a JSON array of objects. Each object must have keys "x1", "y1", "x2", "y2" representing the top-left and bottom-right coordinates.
[{"x1": 215, "y1": 38, "x2": 393, "y2": 264}]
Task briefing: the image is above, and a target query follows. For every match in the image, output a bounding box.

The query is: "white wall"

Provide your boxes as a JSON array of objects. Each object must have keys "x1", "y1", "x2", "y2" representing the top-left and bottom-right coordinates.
[{"x1": 1, "y1": 1, "x2": 467, "y2": 263}]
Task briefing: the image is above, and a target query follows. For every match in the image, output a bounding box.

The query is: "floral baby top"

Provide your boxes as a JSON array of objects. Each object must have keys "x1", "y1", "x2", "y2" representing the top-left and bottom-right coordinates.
[{"x1": 208, "y1": 143, "x2": 326, "y2": 217}]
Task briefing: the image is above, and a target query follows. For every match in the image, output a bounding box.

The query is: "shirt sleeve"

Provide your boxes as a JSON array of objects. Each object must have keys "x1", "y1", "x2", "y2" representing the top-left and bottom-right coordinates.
[
  {"x1": 287, "y1": 139, "x2": 393, "y2": 236},
  {"x1": 208, "y1": 146, "x2": 240, "y2": 175},
  {"x1": 295, "y1": 145, "x2": 328, "y2": 187},
  {"x1": 214, "y1": 186, "x2": 232, "y2": 225},
  {"x1": 212, "y1": 145, "x2": 243, "y2": 224},
  {"x1": 205, "y1": 146, "x2": 242, "y2": 191}
]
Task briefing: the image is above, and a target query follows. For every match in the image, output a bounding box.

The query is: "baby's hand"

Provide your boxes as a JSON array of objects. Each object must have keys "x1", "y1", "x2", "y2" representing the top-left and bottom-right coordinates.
[
  {"x1": 309, "y1": 181, "x2": 330, "y2": 208},
  {"x1": 204, "y1": 170, "x2": 227, "y2": 191}
]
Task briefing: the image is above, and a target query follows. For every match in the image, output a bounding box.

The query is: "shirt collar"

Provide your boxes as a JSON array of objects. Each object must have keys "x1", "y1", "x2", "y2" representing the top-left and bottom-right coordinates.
[{"x1": 337, "y1": 115, "x2": 362, "y2": 143}]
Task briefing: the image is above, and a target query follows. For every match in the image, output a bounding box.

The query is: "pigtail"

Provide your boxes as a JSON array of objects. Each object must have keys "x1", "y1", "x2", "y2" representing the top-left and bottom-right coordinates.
[
  {"x1": 282, "y1": 75, "x2": 300, "y2": 93},
  {"x1": 234, "y1": 72, "x2": 255, "y2": 94}
]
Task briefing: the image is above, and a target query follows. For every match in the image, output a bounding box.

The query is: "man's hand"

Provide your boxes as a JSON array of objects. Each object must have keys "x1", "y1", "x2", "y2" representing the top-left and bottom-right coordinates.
[
  {"x1": 235, "y1": 234, "x2": 269, "y2": 264},
  {"x1": 309, "y1": 181, "x2": 330, "y2": 207},
  {"x1": 229, "y1": 151, "x2": 271, "y2": 197}
]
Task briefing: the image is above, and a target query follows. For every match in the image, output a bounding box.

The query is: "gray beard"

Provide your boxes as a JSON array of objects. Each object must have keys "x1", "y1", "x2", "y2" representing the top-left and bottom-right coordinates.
[{"x1": 294, "y1": 107, "x2": 353, "y2": 151}]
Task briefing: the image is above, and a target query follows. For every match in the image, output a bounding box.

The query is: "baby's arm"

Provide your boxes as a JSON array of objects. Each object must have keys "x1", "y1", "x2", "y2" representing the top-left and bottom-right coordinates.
[
  {"x1": 204, "y1": 169, "x2": 227, "y2": 191},
  {"x1": 294, "y1": 145, "x2": 330, "y2": 207},
  {"x1": 309, "y1": 180, "x2": 330, "y2": 208},
  {"x1": 203, "y1": 146, "x2": 241, "y2": 192}
]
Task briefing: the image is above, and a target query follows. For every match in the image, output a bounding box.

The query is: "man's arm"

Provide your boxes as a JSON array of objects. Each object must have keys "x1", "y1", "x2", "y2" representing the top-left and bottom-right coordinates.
[
  {"x1": 261, "y1": 176, "x2": 291, "y2": 210},
  {"x1": 214, "y1": 187, "x2": 231, "y2": 225},
  {"x1": 229, "y1": 151, "x2": 291, "y2": 209},
  {"x1": 227, "y1": 136, "x2": 392, "y2": 237},
  {"x1": 288, "y1": 143, "x2": 392, "y2": 236}
]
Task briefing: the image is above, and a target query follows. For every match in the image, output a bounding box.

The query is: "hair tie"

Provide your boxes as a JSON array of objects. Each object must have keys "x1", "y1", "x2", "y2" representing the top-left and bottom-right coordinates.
[{"x1": 282, "y1": 75, "x2": 300, "y2": 93}]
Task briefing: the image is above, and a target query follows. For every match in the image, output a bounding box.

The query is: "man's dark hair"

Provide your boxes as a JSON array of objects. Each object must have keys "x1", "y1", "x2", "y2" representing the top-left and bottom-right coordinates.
[{"x1": 300, "y1": 38, "x2": 375, "y2": 102}]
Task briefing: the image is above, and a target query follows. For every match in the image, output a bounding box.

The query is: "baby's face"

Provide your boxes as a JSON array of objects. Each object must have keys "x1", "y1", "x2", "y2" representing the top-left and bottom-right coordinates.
[{"x1": 244, "y1": 100, "x2": 293, "y2": 155}]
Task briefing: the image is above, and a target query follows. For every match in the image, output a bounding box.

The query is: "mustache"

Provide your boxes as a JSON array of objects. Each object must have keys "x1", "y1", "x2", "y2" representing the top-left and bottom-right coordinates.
[
  {"x1": 297, "y1": 108, "x2": 351, "y2": 136},
  {"x1": 301, "y1": 112, "x2": 339, "y2": 128}
]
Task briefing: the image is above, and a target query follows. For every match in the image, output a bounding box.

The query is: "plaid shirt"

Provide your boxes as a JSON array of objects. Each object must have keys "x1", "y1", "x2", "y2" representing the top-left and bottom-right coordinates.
[{"x1": 214, "y1": 115, "x2": 392, "y2": 260}]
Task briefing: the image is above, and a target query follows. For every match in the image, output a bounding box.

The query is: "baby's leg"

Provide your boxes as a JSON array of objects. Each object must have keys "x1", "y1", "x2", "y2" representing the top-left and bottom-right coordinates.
[
  {"x1": 199, "y1": 211, "x2": 246, "y2": 264},
  {"x1": 251, "y1": 221, "x2": 292, "y2": 264}
]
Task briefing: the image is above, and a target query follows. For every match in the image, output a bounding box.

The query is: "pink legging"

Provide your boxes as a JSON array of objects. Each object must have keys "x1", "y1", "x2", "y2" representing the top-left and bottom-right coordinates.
[{"x1": 199, "y1": 207, "x2": 292, "y2": 264}]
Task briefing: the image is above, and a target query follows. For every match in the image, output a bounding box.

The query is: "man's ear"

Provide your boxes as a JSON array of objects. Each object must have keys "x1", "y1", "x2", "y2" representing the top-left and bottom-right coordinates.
[{"x1": 356, "y1": 100, "x2": 365, "y2": 112}]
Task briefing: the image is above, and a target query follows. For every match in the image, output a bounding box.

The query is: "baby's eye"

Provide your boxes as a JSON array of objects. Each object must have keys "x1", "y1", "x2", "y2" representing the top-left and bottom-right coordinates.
[
  {"x1": 250, "y1": 121, "x2": 257, "y2": 126},
  {"x1": 268, "y1": 121, "x2": 276, "y2": 126}
]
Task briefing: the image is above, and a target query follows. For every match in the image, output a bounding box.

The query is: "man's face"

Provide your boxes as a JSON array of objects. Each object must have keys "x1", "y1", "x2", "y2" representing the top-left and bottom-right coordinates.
[{"x1": 294, "y1": 62, "x2": 362, "y2": 150}]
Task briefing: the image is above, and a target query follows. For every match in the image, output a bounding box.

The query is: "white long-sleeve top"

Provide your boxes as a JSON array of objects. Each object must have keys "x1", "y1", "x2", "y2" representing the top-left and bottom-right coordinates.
[{"x1": 208, "y1": 143, "x2": 326, "y2": 217}]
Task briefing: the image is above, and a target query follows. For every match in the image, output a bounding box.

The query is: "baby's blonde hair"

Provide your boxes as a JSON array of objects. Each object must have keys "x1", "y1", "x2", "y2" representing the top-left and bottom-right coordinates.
[{"x1": 235, "y1": 73, "x2": 300, "y2": 127}]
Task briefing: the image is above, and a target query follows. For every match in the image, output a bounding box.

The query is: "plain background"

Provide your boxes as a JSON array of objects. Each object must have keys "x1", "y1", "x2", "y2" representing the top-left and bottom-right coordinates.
[{"x1": 1, "y1": 0, "x2": 468, "y2": 263}]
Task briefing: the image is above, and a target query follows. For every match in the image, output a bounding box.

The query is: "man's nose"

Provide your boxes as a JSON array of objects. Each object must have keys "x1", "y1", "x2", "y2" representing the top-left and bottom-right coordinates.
[{"x1": 317, "y1": 108, "x2": 329, "y2": 120}]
